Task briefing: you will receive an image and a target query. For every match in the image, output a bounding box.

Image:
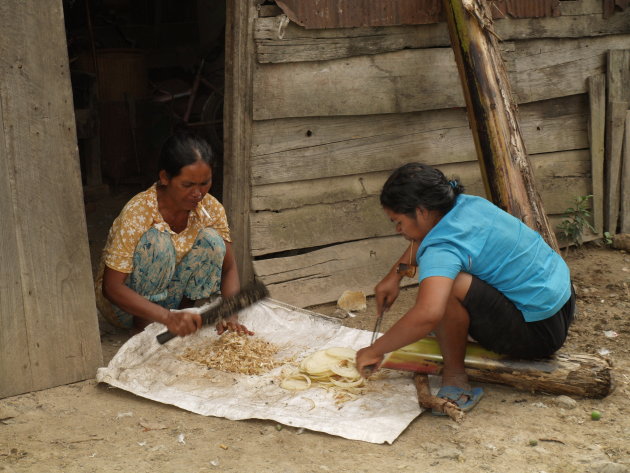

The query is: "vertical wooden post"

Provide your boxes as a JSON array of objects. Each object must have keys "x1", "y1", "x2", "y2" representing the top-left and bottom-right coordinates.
[
  {"x1": 605, "y1": 50, "x2": 630, "y2": 234},
  {"x1": 620, "y1": 111, "x2": 630, "y2": 233},
  {"x1": 588, "y1": 74, "x2": 606, "y2": 236},
  {"x1": 442, "y1": 0, "x2": 560, "y2": 252},
  {"x1": 223, "y1": 0, "x2": 257, "y2": 283},
  {"x1": 0, "y1": 0, "x2": 103, "y2": 398}
]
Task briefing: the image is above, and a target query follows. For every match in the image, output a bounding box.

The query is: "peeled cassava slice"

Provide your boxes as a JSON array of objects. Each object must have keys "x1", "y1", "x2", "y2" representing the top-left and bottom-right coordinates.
[
  {"x1": 280, "y1": 372, "x2": 312, "y2": 391},
  {"x1": 330, "y1": 359, "x2": 361, "y2": 379},
  {"x1": 324, "y1": 347, "x2": 356, "y2": 360},
  {"x1": 280, "y1": 347, "x2": 366, "y2": 404}
]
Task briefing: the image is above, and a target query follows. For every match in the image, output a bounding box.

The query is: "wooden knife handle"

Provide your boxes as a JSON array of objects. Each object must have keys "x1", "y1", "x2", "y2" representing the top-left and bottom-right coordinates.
[{"x1": 156, "y1": 330, "x2": 176, "y2": 344}]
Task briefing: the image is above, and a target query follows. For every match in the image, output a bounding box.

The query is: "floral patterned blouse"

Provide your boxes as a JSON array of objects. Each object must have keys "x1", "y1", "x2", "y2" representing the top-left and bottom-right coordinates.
[{"x1": 101, "y1": 183, "x2": 231, "y2": 274}]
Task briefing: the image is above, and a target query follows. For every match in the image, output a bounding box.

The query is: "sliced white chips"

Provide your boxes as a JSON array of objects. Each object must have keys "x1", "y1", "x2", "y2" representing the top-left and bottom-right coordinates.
[
  {"x1": 280, "y1": 347, "x2": 366, "y2": 405},
  {"x1": 325, "y1": 346, "x2": 357, "y2": 360}
]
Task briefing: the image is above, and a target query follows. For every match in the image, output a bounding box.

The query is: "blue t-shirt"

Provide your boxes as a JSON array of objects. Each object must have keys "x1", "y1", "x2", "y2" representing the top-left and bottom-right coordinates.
[{"x1": 417, "y1": 194, "x2": 571, "y2": 321}]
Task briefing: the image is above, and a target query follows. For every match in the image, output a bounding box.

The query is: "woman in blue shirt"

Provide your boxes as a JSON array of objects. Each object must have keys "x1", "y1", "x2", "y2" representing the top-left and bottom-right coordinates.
[{"x1": 356, "y1": 163, "x2": 575, "y2": 412}]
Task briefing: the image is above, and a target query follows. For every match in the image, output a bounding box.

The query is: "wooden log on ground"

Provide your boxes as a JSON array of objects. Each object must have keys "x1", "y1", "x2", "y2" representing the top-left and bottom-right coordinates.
[
  {"x1": 382, "y1": 337, "x2": 613, "y2": 399},
  {"x1": 443, "y1": 0, "x2": 559, "y2": 251},
  {"x1": 413, "y1": 373, "x2": 464, "y2": 422}
]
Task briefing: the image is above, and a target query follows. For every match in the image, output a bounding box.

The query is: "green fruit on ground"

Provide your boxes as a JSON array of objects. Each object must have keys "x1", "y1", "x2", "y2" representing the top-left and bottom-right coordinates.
[{"x1": 591, "y1": 410, "x2": 602, "y2": 421}]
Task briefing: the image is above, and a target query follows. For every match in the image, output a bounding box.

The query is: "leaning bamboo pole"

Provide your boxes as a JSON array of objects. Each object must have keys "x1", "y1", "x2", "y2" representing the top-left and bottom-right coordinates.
[{"x1": 442, "y1": 0, "x2": 560, "y2": 252}]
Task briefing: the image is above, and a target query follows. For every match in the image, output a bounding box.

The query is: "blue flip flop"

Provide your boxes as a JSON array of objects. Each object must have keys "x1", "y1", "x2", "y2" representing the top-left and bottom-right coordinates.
[{"x1": 431, "y1": 385, "x2": 484, "y2": 415}]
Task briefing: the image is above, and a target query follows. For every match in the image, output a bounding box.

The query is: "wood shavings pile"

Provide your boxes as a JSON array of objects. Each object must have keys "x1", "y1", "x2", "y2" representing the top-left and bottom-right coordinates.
[{"x1": 179, "y1": 332, "x2": 287, "y2": 375}]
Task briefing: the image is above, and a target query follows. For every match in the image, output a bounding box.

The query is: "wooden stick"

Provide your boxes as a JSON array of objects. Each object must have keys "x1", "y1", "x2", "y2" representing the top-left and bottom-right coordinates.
[{"x1": 413, "y1": 373, "x2": 464, "y2": 422}]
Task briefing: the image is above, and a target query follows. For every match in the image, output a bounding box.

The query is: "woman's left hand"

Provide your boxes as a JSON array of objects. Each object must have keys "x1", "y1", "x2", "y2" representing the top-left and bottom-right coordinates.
[
  {"x1": 216, "y1": 314, "x2": 254, "y2": 336},
  {"x1": 356, "y1": 346, "x2": 384, "y2": 378}
]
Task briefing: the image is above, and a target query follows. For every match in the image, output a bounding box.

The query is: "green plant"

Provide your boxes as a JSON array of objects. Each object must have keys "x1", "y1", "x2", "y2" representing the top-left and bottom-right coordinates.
[
  {"x1": 603, "y1": 231, "x2": 613, "y2": 246},
  {"x1": 557, "y1": 195, "x2": 596, "y2": 247}
]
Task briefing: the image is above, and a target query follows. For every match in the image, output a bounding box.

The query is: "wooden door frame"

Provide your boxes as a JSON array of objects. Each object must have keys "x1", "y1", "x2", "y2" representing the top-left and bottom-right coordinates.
[{"x1": 223, "y1": 0, "x2": 257, "y2": 282}]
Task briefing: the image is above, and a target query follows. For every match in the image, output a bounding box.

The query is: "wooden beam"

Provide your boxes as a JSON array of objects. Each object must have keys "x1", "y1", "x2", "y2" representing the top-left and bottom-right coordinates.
[
  {"x1": 251, "y1": 94, "x2": 588, "y2": 185},
  {"x1": 442, "y1": 0, "x2": 559, "y2": 251},
  {"x1": 253, "y1": 35, "x2": 630, "y2": 120},
  {"x1": 253, "y1": 150, "x2": 592, "y2": 213},
  {"x1": 250, "y1": 151, "x2": 591, "y2": 255},
  {"x1": 0, "y1": 91, "x2": 32, "y2": 397},
  {"x1": 224, "y1": 0, "x2": 257, "y2": 283},
  {"x1": 0, "y1": 0, "x2": 102, "y2": 398},
  {"x1": 620, "y1": 110, "x2": 630, "y2": 232},
  {"x1": 604, "y1": 50, "x2": 630, "y2": 233},
  {"x1": 254, "y1": 213, "x2": 599, "y2": 308},
  {"x1": 254, "y1": 1, "x2": 630, "y2": 64},
  {"x1": 588, "y1": 74, "x2": 607, "y2": 235},
  {"x1": 253, "y1": 236, "x2": 413, "y2": 307}
]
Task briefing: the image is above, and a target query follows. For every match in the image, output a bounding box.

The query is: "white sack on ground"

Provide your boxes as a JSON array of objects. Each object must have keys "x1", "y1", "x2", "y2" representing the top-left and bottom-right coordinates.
[{"x1": 96, "y1": 299, "x2": 422, "y2": 444}]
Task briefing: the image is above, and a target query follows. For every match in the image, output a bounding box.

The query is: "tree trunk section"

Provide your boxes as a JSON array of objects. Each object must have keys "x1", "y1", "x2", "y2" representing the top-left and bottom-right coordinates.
[
  {"x1": 443, "y1": 0, "x2": 560, "y2": 252},
  {"x1": 382, "y1": 337, "x2": 613, "y2": 399}
]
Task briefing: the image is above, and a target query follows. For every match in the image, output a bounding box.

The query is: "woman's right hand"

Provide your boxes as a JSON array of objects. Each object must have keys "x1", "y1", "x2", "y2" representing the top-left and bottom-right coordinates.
[
  {"x1": 164, "y1": 310, "x2": 203, "y2": 337},
  {"x1": 374, "y1": 271, "x2": 401, "y2": 315}
]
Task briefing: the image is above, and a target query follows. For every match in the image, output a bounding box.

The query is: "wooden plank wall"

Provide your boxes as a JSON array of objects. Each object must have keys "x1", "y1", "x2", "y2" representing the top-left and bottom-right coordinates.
[
  {"x1": 0, "y1": 0, "x2": 103, "y2": 398},
  {"x1": 247, "y1": 0, "x2": 630, "y2": 307}
]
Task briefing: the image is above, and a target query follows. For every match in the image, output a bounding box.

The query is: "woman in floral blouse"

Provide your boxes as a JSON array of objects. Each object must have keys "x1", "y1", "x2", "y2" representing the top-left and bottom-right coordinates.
[{"x1": 95, "y1": 132, "x2": 252, "y2": 337}]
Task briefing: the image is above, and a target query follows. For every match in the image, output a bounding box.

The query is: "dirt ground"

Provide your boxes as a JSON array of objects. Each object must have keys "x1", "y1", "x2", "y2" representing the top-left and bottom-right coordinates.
[{"x1": 1, "y1": 187, "x2": 629, "y2": 473}]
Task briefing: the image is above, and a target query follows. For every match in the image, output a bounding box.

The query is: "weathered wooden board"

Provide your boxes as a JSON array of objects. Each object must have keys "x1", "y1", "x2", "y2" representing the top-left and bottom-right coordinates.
[
  {"x1": 253, "y1": 213, "x2": 589, "y2": 307},
  {"x1": 0, "y1": 95, "x2": 32, "y2": 397},
  {"x1": 621, "y1": 111, "x2": 630, "y2": 232},
  {"x1": 255, "y1": 20, "x2": 450, "y2": 63},
  {"x1": 250, "y1": 150, "x2": 592, "y2": 256},
  {"x1": 254, "y1": 47, "x2": 461, "y2": 120},
  {"x1": 253, "y1": 35, "x2": 630, "y2": 120},
  {"x1": 252, "y1": 148, "x2": 592, "y2": 211},
  {"x1": 605, "y1": 101, "x2": 629, "y2": 233},
  {"x1": 223, "y1": 1, "x2": 258, "y2": 283},
  {"x1": 253, "y1": 235, "x2": 413, "y2": 308},
  {"x1": 275, "y1": 0, "x2": 445, "y2": 29},
  {"x1": 251, "y1": 94, "x2": 588, "y2": 185},
  {"x1": 0, "y1": 0, "x2": 102, "y2": 398},
  {"x1": 254, "y1": 0, "x2": 630, "y2": 63},
  {"x1": 274, "y1": 0, "x2": 583, "y2": 30},
  {"x1": 588, "y1": 74, "x2": 607, "y2": 235},
  {"x1": 605, "y1": 50, "x2": 630, "y2": 233}
]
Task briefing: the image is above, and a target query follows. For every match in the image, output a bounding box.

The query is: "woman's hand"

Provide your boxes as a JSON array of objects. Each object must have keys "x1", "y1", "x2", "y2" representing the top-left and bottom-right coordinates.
[
  {"x1": 356, "y1": 346, "x2": 384, "y2": 378},
  {"x1": 216, "y1": 314, "x2": 254, "y2": 336},
  {"x1": 164, "y1": 310, "x2": 203, "y2": 337}
]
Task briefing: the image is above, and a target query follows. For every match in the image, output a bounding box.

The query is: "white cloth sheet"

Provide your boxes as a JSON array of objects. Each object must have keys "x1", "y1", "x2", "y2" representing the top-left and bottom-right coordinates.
[{"x1": 96, "y1": 299, "x2": 422, "y2": 444}]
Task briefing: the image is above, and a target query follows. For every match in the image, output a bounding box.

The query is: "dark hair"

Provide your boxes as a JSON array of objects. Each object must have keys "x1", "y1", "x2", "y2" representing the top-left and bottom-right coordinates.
[
  {"x1": 380, "y1": 162, "x2": 465, "y2": 216},
  {"x1": 158, "y1": 132, "x2": 214, "y2": 178}
]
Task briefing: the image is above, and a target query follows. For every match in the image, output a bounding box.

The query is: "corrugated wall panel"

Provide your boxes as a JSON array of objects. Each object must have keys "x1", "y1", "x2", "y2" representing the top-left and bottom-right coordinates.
[{"x1": 275, "y1": 0, "x2": 562, "y2": 29}]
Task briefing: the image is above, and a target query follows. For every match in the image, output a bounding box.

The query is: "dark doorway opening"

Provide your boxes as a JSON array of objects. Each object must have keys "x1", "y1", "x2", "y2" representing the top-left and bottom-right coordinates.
[{"x1": 63, "y1": 0, "x2": 226, "y2": 202}]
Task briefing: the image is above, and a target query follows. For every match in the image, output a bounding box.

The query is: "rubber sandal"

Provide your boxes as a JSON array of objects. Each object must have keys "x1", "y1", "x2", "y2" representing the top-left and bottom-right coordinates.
[{"x1": 431, "y1": 385, "x2": 484, "y2": 415}]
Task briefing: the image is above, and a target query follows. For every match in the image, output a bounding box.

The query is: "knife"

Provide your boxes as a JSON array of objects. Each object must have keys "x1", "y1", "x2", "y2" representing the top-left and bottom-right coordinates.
[
  {"x1": 363, "y1": 303, "x2": 389, "y2": 377},
  {"x1": 156, "y1": 279, "x2": 269, "y2": 344}
]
